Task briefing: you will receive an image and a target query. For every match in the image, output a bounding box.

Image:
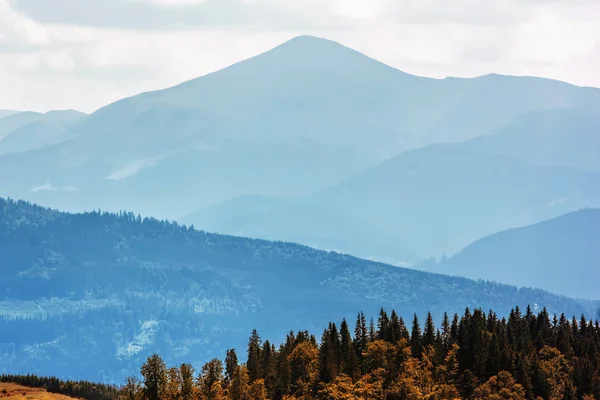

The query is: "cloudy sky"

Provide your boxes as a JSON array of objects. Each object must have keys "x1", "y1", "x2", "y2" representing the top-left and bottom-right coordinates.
[{"x1": 1, "y1": 0, "x2": 599, "y2": 113}]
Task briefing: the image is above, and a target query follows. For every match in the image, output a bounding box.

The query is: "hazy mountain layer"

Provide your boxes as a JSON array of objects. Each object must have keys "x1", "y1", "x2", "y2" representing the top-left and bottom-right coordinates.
[
  {"x1": 460, "y1": 107, "x2": 600, "y2": 172},
  {"x1": 0, "y1": 110, "x2": 20, "y2": 120},
  {"x1": 1, "y1": 36, "x2": 599, "y2": 219},
  {"x1": 183, "y1": 143, "x2": 600, "y2": 263},
  {"x1": 420, "y1": 209, "x2": 600, "y2": 300},
  {"x1": 0, "y1": 110, "x2": 87, "y2": 155}
]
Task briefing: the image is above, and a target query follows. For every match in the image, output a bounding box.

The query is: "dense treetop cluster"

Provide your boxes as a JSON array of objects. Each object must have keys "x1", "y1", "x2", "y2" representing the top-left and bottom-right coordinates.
[{"x1": 4, "y1": 305, "x2": 600, "y2": 399}]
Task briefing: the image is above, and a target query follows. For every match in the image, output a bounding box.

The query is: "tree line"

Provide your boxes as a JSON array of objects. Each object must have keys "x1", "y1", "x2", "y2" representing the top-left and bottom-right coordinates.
[
  {"x1": 2, "y1": 305, "x2": 599, "y2": 399},
  {"x1": 122, "y1": 305, "x2": 600, "y2": 400}
]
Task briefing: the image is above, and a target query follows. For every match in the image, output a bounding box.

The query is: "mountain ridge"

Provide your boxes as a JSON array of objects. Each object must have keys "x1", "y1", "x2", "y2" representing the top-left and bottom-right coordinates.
[{"x1": 423, "y1": 208, "x2": 600, "y2": 300}]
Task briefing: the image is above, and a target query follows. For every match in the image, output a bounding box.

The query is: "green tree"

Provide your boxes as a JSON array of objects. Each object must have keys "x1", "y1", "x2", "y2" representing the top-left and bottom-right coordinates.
[
  {"x1": 247, "y1": 329, "x2": 262, "y2": 382},
  {"x1": 423, "y1": 312, "x2": 436, "y2": 349},
  {"x1": 224, "y1": 349, "x2": 238, "y2": 384},
  {"x1": 411, "y1": 314, "x2": 422, "y2": 358}
]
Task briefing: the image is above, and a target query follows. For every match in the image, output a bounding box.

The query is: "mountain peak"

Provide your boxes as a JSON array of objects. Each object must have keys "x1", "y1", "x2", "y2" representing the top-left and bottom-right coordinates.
[
  {"x1": 194, "y1": 34, "x2": 412, "y2": 83},
  {"x1": 277, "y1": 35, "x2": 344, "y2": 49}
]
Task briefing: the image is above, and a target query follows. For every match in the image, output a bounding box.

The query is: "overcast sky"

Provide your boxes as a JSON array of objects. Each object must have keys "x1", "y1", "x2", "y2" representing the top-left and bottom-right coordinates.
[{"x1": 1, "y1": 0, "x2": 599, "y2": 113}]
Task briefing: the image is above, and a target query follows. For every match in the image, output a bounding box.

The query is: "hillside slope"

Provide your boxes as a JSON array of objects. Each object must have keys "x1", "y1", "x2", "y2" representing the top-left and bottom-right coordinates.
[
  {"x1": 424, "y1": 209, "x2": 600, "y2": 300},
  {"x1": 1, "y1": 198, "x2": 597, "y2": 382}
]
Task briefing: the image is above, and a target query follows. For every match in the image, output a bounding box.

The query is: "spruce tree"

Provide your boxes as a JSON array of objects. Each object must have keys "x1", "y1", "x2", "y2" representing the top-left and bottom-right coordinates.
[
  {"x1": 247, "y1": 329, "x2": 262, "y2": 382},
  {"x1": 368, "y1": 317, "x2": 376, "y2": 342},
  {"x1": 486, "y1": 333, "x2": 500, "y2": 379},
  {"x1": 377, "y1": 308, "x2": 390, "y2": 341},
  {"x1": 423, "y1": 312, "x2": 436, "y2": 349},
  {"x1": 411, "y1": 314, "x2": 422, "y2": 358},
  {"x1": 225, "y1": 349, "x2": 238, "y2": 384},
  {"x1": 390, "y1": 310, "x2": 402, "y2": 344},
  {"x1": 339, "y1": 318, "x2": 356, "y2": 377}
]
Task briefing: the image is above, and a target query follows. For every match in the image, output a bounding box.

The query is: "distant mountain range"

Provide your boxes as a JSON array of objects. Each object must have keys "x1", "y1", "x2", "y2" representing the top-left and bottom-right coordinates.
[
  {"x1": 460, "y1": 107, "x2": 600, "y2": 172},
  {"x1": 1, "y1": 198, "x2": 598, "y2": 382},
  {"x1": 0, "y1": 110, "x2": 87, "y2": 155},
  {"x1": 420, "y1": 208, "x2": 600, "y2": 300},
  {"x1": 182, "y1": 142, "x2": 600, "y2": 263},
  {"x1": 1, "y1": 35, "x2": 599, "y2": 298},
  {"x1": 1, "y1": 36, "x2": 599, "y2": 219}
]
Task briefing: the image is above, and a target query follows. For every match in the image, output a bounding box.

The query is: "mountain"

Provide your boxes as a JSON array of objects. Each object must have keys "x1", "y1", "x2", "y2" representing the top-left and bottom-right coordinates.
[
  {"x1": 0, "y1": 110, "x2": 87, "y2": 154},
  {"x1": 0, "y1": 110, "x2": 20, "y2": 120},
  {"x1": 420, "y1": 209, "x2": 600, "y2": 300},
  {"x1": 1, "y1": 36, "x2": 600, "y2": 219},
  {"x1": 182, "y1": 143, "x2": 600, "y2": 263},
  {"x1": 460, "y1": 107, "x2": 600, "y2": 172},
  {"x1": 0, "y1": 112, "x2": 44, "y2": 140},
  {"x1": 1, "y1": 197, "x2": 598, "y2": 382}
]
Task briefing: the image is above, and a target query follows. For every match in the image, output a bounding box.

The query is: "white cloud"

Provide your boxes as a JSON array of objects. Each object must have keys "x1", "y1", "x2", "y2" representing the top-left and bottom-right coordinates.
[
  {"x1": 30, "y1": 181, "x2": 57, "y2": 192},
  {"x1": 0, "y1": 0, "x2": 48, "y2": 45}
]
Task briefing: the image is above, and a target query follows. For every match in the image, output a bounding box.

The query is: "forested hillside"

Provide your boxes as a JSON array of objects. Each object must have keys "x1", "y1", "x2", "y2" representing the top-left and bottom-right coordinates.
[{"x1": 1, "y1": 197, "x2": 598, "y2": 382}]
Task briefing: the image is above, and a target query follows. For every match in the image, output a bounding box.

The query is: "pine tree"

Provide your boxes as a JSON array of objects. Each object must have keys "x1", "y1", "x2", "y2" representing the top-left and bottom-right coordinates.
[
  {"x1": 224, "y1": 349, "x2": 238, "y2": 384},
  {"x1": 318, "y1": 324, "x2": 339, "y2": 383},
  {"x1": 354, "y1": 312, "x2": 368, "y2": 369},
  {"x1": 377, "y1": 308, "x2": 390, "y2": 341},
  {"x1": 486, "y1": 333, "x2": 500, "y2": 379},
  {"x1": 423, "y1": 312, "x2": 436, "y2": 349},
  {"x1": 368, "y1": 318, "x2": 377, "y2": 342},
  {"x1": 411, "y1": 314, "x2": 422, "y2": 358},
  {"x1": 441, "y1": 312, "x2": 451, "y2": 347},
  {"x1": 450, "y1": 313, "x2": 460, "y2": 344},
  {"x1": 247, "y1": 329, "x2": 262, "y2": 382},
  {"x1": 389, "y1": 310, "x2": 402, "y2": 344},
  {"x1": 339, "y1": 318, "x2": 356, "y2": 378}
]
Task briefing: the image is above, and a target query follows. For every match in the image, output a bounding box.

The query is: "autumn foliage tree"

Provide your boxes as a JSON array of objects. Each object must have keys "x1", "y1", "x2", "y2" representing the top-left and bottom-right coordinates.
[{"x1": 113, "y1": 305, "x2": 600, "y2": 400}]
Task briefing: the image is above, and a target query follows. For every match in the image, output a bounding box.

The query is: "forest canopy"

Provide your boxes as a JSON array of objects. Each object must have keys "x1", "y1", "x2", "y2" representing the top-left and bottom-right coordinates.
[{"x1": 7, "y1": 304, "x2": 597, "y2": 400}]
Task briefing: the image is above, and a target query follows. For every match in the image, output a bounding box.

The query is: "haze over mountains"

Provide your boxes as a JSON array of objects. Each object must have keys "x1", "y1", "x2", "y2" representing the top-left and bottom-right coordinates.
[
  {"x1": 422, "y1": 208, "x2": 600, "y2": 300},
  {"x1": 0, "y1": 110, "x2": 87, "y2": 155},
  {"x1": 1, "y1": 35, "x2": 599, "y2": 303},
  {"x1": 183, "y1": 143, "x2": 600, "y2": 263},
  {"x1": 0, "y1": 110, "x2": 20, "y2": 120},
  {"x1": 1, "y1": 36, "x2": 599, "y2": 216},
  {"x1": 1, "y1": 198, "x2": 598, "y2": 382}
]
